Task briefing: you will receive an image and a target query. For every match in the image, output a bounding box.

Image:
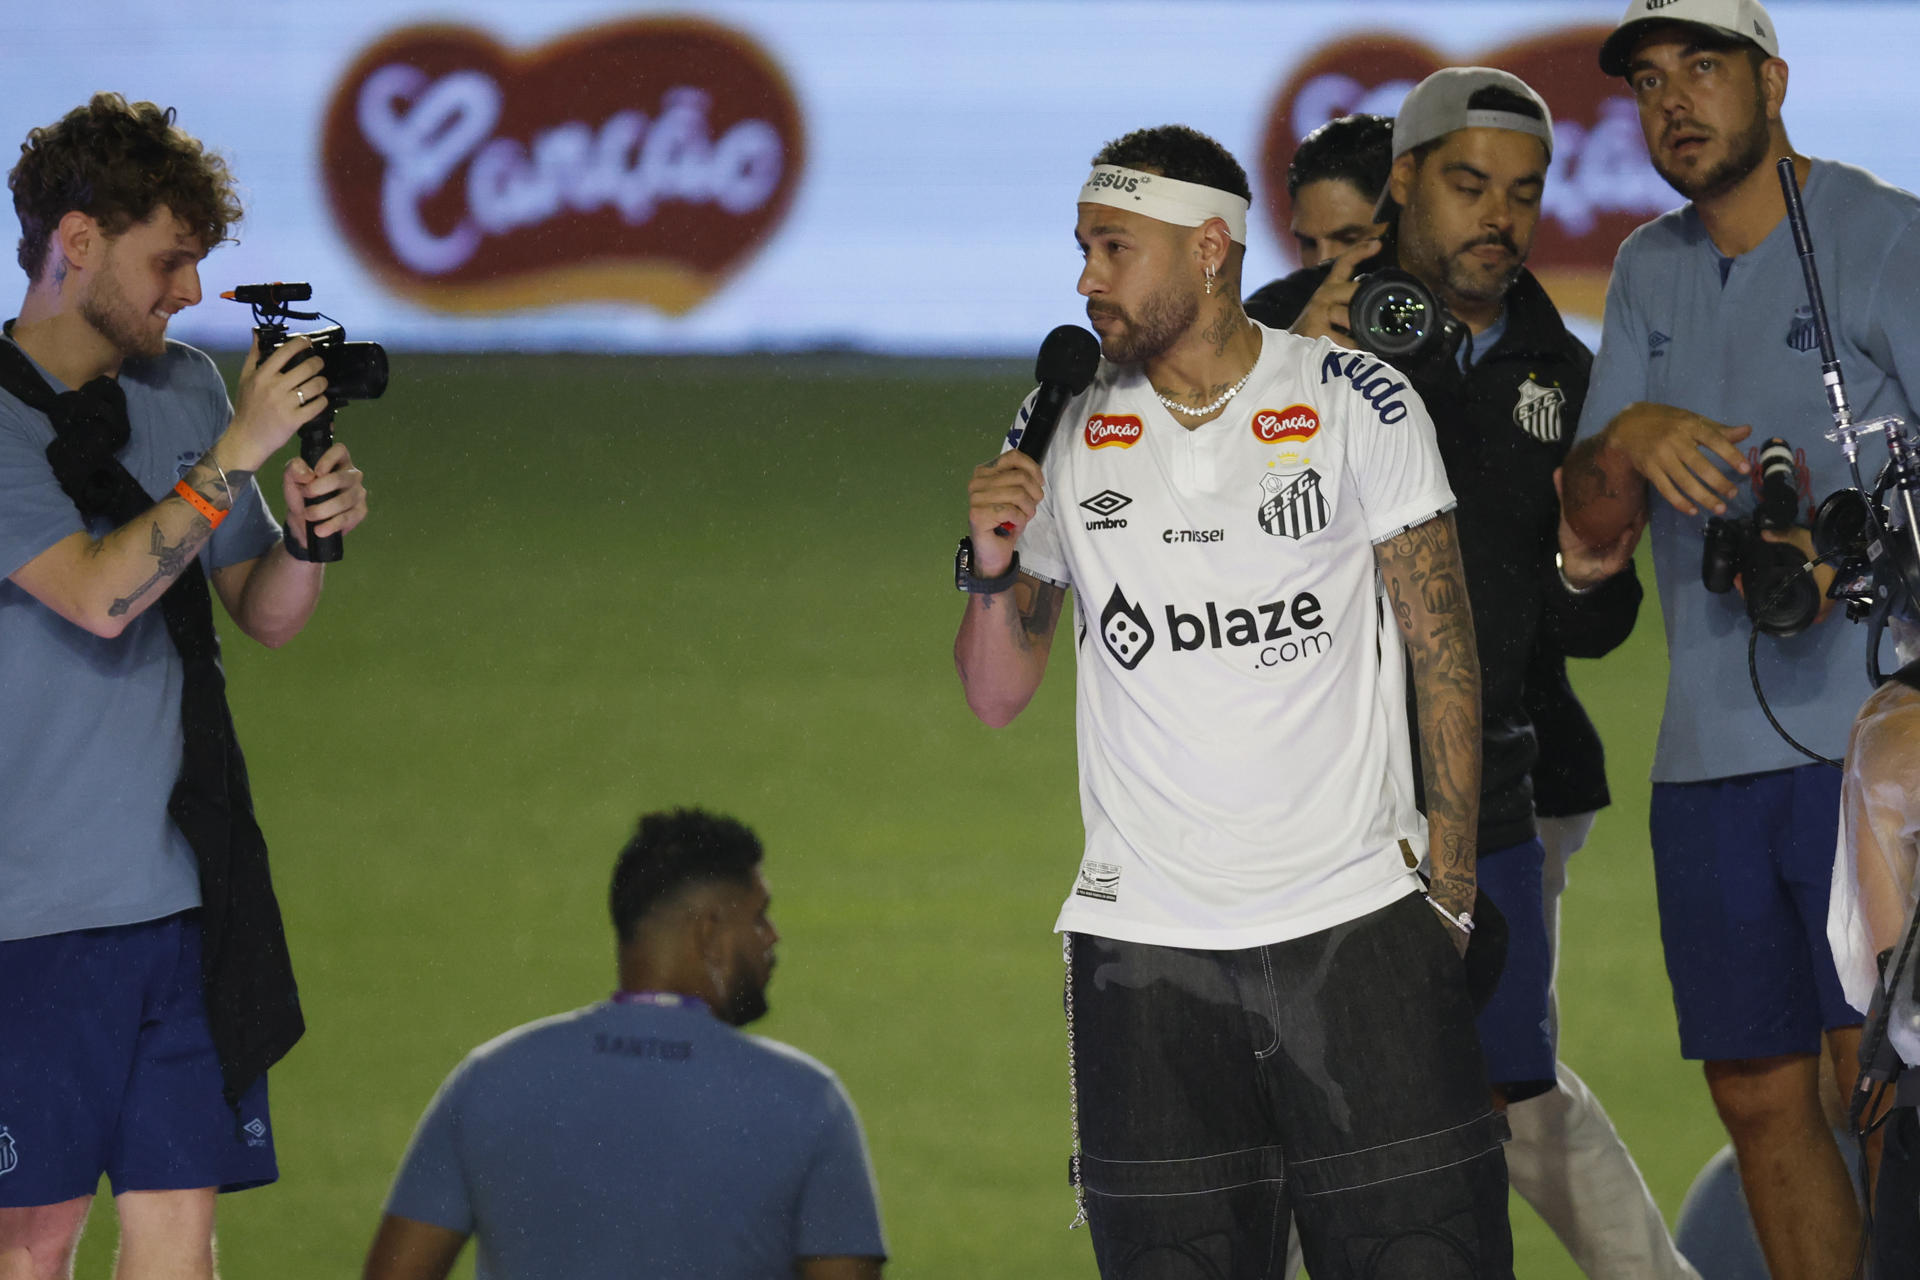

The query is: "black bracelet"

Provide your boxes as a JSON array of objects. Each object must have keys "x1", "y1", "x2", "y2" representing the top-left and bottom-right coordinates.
[
  {"x1": 955, "y1": 536, "x2": 1020, "y2": 594},
  {"x1": 282, "y1": 523, "x2": 319, "y2": 563}
]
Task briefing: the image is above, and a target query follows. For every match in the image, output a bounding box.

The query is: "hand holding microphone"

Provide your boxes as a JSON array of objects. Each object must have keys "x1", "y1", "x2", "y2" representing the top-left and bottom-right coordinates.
[{"x1": 984, "y1": 325, "x2": 1101, "y2": 540}]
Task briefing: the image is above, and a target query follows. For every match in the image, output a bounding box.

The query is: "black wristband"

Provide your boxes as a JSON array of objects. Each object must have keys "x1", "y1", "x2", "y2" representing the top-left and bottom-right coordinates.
[
  {"x1": 282, "y1": 523, "x2": 320, "y2": 563},
  {"x1": 955, "y1": 536, "x2": 1020, "y2": 594}
]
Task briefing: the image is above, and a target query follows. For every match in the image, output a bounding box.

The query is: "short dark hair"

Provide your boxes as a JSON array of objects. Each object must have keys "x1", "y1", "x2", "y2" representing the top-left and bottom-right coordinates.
[
  {"x1": 1093, "y1": 124, "x2": 1252, "y2": 203},
  {"x1": 10, "y1": 92, "x2": 243, "y2": 282},
  {"x1": 609, "y1": 808, "x2": 764, "y2": 944},
  {"x1": 1406, "y1": 85, "x2": 1549, "y2": 171},
  {"x1": 1287, "y1": 114, "x2": 1392, "y2": 202}
]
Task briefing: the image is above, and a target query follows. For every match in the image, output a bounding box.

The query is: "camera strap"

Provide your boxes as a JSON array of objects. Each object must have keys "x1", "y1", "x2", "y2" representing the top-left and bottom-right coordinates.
[{"x1": 0, "y1": 329, "x2": 303, "y2": 1112}]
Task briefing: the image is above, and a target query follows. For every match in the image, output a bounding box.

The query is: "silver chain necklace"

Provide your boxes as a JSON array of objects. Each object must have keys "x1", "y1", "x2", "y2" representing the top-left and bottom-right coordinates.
[{"x1": 1153, "y1": 363, "x2": 1256, "y2": 417}]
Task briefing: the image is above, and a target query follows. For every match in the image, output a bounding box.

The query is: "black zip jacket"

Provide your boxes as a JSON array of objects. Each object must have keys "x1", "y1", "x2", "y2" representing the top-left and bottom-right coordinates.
[{"x1": 1247, "y1": 263, "x2": 1641, "y2": 850}]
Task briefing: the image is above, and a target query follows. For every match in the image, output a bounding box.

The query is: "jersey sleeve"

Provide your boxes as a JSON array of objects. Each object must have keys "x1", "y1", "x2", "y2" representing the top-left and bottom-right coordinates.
[
  {"x1": 0, "y1": 394, "x2": 84, "y2": 581},
  {"x1": 792, "y1": 1073, "x2": 888, "y2": 1260},
  {"x1": 1003, "y1": 387, "x2": 1070, "y2": 589},
  {"x1": 1578, "y1": 241, "x2": 1649, "y2": 446},
  {"x1": 1335, "y1": 357, "x2": 1456, "y2": 543},
  {"x1": 382, "y1": 1061, "x2": 478, "y2": 1236},
  {"x1": 1861, "y1": 207, "x2": 1920, "y2": 420}
]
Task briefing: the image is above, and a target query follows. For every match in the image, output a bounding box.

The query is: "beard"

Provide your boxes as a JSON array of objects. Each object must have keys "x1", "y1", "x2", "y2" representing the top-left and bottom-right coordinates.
[
  {"x1": 1400, "y1": 216, "x2": 1526, "y2": 311},
  {"x1": 715, "y1": 957, "x2": 771, "y2": 1027},
  {"x1": 80, "y1": 266, "x2": 166, "y2": 360},
  {"x1": 1652, "y1": 101, "x2": 1771, "y2": 203},
  {"x1": 1438, "y1": 233, "x2": 1526, "y2": 308},
  {"x1": 1087, "y1": 281, "x2": 1198, "y2": 365}
]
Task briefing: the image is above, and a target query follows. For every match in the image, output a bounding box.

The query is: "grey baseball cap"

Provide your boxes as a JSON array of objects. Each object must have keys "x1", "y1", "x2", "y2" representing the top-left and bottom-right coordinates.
[
  {"x1": 1599, "y1": 0, "x2": 1780, "y2": 77},
  {"x1": 1390, "y1": 67, "x2": 1555, "y2": 162}
]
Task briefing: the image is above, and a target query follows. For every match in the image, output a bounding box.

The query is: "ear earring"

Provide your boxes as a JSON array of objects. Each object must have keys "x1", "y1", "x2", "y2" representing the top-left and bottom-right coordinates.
[{"x1": 1204, "y1": 264, "x2": 1216, "y2": 296}]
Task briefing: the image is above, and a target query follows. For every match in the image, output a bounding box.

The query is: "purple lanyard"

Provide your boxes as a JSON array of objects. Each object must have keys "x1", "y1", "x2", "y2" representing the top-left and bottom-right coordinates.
[{"x1": 610, "y1": 990, "x2": 707, "y2": 1012}]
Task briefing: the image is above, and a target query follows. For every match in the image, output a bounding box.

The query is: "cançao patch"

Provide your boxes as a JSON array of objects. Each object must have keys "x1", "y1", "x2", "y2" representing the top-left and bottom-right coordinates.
[
  {"x1": 1085, "y1": 414, "x2": 1144, "y2": 449},
  {"x1": 1252, "y1": 404, "x2": 1320, "y2": 444}
]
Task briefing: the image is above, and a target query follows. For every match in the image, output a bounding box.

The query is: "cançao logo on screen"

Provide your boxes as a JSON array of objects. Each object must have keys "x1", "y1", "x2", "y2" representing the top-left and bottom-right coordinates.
[
  {"x1": 1260, "y1": 26, "x2": 1676, "y2": 321},
  {"x1": 320, "y1": 18, "x2": 805, "y2": 314}
]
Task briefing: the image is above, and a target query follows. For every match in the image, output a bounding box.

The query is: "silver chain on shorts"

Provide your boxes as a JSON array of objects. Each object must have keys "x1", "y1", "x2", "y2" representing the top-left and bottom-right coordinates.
[{"x1": 1063, "y1": 931, "x2": 1088, "y2": 1229}]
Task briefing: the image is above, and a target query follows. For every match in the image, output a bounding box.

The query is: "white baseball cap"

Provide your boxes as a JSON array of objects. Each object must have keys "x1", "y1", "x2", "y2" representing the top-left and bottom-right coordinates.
[
  {"x1": 1599, "y1": 0, "x2": 1780, "y2": 77},
  {"x1": 1390, "y1": 67, "x2": 1555, "y2": 162}
]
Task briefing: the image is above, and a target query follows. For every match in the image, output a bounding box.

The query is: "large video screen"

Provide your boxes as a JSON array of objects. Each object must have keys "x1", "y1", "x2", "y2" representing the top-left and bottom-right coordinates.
[{"x1": 1, "y1": 1, "x2": 1906, "y2": 353}]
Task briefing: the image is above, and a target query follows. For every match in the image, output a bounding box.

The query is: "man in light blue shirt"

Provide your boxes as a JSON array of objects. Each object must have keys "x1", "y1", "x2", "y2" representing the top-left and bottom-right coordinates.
[
  {"x1": 363, "y1": 808, "x2": 887, "y2": 1280},
  {"x1": 1563, "y1": 2, "x2": 1920, "y2": 1275}
]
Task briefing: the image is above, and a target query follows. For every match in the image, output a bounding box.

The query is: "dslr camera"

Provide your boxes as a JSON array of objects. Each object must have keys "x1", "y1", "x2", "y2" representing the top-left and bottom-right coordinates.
[
  {"x1": 225, "y1": 282, "x2": 388, "y2": 563},
  {"x1": 1344, "y1": 230, "x2": 1467, "y2": 366},
  {"x1": 1701, "y1": 436, "x2": 1822, "y2": 636}
]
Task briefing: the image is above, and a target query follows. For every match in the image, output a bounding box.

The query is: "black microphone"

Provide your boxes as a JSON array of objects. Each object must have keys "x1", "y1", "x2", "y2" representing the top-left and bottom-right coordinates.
[
  {"x1": 996, "y1": 326, "x2": 1100, "y2": 537},
  {"x1": 1015, "y1": 324, "x2": 1101, "y2": 459}
]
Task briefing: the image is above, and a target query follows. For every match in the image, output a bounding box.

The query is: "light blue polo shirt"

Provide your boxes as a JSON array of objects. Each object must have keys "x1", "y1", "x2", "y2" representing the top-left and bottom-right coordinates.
[
  {"x1": 385, "y1": 999, "x2": 888, "y2": 1280},
  {"x1": 0, "y1": 339, "x2": 279, "y2": 940},
  {"x1": 1581, "y1": 159, "x2": 1920, "y2": 783}
]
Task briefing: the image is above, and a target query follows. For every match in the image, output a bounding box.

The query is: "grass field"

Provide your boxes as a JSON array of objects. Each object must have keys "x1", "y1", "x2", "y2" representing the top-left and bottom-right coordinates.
[{"x1": 64, "y1": 353, "x2": 1728, "y2": 1277}]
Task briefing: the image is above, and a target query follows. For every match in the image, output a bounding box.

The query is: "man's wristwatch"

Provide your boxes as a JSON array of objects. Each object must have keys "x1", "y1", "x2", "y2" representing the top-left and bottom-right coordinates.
[{"x1": 955, "y1": 536, "x2": 1020, "y2": 594}]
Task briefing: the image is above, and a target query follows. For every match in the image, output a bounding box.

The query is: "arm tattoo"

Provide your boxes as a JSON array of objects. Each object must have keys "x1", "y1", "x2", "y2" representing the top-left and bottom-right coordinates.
[
  {"x1": 110, "y1": 518, "x2": 208, "y2": 617},
  {"x1": 185, "y1": 457, "x2": 254, "y2": 511},
  {"x1": 1561, "y1": 438, "x2": 1618, "y2": 512},
  {"x1": 1000, "y1": 576, "x2": 1064, "y2": 652},
  {"x1": 1377, "y1": 516, "x2": 1481, "y2": 911}
]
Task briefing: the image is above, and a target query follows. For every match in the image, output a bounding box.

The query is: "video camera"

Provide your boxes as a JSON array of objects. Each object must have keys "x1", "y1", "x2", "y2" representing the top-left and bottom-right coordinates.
[
  {"x1": 224, "y1": 282, "x2": 388, "y2": 563},
  {"x1": 1701, "y1": 437, "x2": 1824, "y2": 636}
]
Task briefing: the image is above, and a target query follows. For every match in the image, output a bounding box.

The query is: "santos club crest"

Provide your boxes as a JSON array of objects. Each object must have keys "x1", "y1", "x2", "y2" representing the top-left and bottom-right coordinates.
[
  {"x1": 0, "y1": 1127, "x2": 16, "y2": 1178},
  {"x1": 1512, "y1": 376, "x2": 1566, "y2": 444},
  {"x1": 1259, "y1": 468, "x2": 1330, "y2": 540}
]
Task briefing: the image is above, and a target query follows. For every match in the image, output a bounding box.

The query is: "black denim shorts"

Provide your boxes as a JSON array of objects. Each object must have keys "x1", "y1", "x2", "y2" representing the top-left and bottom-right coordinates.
[{"x1": 1067, "y1": 891, "x2": 1513, "y2": 1280}]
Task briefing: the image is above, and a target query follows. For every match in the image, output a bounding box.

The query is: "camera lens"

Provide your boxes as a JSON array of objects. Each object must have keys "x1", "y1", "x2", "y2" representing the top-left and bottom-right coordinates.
[{"x1": 1349, "y1": 270, "x2": 1440, "y2": 361}]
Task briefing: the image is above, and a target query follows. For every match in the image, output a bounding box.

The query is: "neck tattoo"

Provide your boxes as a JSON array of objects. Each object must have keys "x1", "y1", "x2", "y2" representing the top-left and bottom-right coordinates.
[{"x1": 1154, "y1": 362, "x2": 1256, "y2": 417}]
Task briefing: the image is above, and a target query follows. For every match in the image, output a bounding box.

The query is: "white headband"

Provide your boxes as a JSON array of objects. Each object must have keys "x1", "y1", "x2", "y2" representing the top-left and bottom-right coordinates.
[{"x1": 1079, "y1": 165, "x2": 1248, "y2": 244}]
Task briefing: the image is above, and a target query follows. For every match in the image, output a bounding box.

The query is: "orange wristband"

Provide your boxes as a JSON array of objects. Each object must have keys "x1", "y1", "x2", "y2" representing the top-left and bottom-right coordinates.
[{"x1": 173, "y1": 479, "x2": 227, "y2": 529}]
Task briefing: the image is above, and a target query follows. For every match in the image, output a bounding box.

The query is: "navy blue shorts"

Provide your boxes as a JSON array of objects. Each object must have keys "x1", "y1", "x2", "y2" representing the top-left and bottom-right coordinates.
[
  {"x1": 0, "y1": 912, "x2": 277, "y2": 1206},
  {"x1": 1650, "y1": 764, "x2": 1857, "y2": 1061},
  {"x1": 1472, "y1": 837, "x2": 1555, "y2": 1100}
]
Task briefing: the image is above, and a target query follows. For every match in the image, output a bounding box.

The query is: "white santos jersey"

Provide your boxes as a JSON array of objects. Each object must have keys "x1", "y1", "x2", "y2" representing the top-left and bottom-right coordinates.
[{"x1": 1015, "y1": 323, "x2": 1455, "y2": 949}]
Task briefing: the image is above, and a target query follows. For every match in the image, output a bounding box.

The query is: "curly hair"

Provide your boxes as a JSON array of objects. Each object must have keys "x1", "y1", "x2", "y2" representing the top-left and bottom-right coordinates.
[
  {"x1": 1093, "y1": 124, "x2": 1252, "y2": 203},
  {"x1": 10, "y1": 92, "x2": 242, "y2": 282},
  {"x1": 610, "y1": 808, "x2": 765, "y2": 944}
]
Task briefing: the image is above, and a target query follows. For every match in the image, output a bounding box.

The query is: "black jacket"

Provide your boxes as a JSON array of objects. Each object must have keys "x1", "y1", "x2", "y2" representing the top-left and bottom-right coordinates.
[{"x1": 1247, "y1": 264, "x2": 1640, "y2": 849}]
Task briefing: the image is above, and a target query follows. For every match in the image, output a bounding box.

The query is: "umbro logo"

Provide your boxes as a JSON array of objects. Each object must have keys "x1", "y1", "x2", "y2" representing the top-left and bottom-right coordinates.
[
  {"x1": 1081, "y1": 489, "x2": 1132, "y2": 531},
  {"x1": 1648, "y1": 330, "x2": 1671, "y2": 359}
]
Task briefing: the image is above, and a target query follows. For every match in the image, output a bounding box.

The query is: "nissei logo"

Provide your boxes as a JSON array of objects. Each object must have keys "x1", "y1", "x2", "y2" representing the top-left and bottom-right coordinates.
[
  {"x1": 1253, "y1": 404, "x2": 1320, "y2": 444},
  {"x1": 1320, "y1": 351, "x2": 1409, "y2": 425},
  {"x1": 1163, "y1": 529, "x2": 1224, "y2": 544},
  {"x1": 1085, "y1": 414, "x2": 1144, "y2": 449}
]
